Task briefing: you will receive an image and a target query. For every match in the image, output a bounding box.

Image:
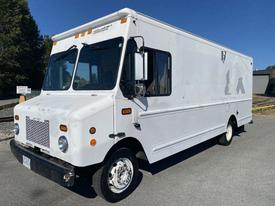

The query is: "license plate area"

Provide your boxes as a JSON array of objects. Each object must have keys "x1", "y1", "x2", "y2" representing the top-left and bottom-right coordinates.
[{"x1": 22, "y1": 155, "x2": 31, "y2": 169}]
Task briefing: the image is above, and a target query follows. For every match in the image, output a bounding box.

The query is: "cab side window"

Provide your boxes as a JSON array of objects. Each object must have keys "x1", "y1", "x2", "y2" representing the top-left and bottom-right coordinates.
[{"x1": 144, "y1": 48, "x2": 171, "y2": 96}]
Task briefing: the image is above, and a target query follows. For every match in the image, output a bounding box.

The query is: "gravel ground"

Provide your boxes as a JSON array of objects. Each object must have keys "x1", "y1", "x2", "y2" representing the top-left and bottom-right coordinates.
[
  {"x1": 0, "y1": 122, "x2": 14, "y2": 140},
  {"x1": 255, "y1": 109, "x2": 275, "y2": 115},
  {"x1": 253, "y1": 95, "x2": 275, "y2": 107},
  {"x1": 0, "y1": 107, "x2": 14, "y2": 118},
  {"x1": 0, "y1": 107, "x2": 14, "y2": 140}
]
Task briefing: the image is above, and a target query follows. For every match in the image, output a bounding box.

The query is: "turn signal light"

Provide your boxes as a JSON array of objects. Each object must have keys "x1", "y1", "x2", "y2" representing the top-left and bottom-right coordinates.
[
  {"x1": 89, "y1": 127, "x2": 96, "y2": 134},
  {"x1": 90, "y1": 138, "x2": 97, "y2": 146},
  {"x1": 122, "y1": 108, "x2": 132, "y2": 115},
  {"x1": 59, "y1": 124, "x2": 68, "y2": 132}
]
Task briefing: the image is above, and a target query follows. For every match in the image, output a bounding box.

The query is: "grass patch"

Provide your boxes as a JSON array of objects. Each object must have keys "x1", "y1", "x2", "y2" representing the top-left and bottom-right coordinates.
[{"x1": 253, "y1": 95, "x2": 275, "y2": 114}]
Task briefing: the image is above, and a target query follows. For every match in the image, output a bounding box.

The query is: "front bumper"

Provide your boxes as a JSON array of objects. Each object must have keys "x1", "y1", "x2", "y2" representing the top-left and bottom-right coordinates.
[{"x1": 10, "y1": 139, "x2": 75, "y2": 187}]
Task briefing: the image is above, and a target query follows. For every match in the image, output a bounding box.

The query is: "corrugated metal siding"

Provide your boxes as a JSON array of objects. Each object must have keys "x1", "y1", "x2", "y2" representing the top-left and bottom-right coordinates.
[{"x1": 253, "y1": 75, "x2": 269, "y2": 94}]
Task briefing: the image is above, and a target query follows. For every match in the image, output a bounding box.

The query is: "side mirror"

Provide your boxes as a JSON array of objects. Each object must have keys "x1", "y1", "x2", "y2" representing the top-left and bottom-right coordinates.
[{"x1": 134, "y1": 52, "x2": 148, "y2": 81}]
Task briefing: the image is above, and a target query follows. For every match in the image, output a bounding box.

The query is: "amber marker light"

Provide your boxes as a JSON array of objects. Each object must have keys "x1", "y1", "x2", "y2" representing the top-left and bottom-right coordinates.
[
  {"x1": 14, "y1": 115, "x2": 19, "y2": 121},
  {"x1": 59, "y1": 124, "x2": 68, "y2": 132},
  {"x1": 87, "y1": 28, "x2": 93, "y2": 34},
  {"x1": 90, "y1": 138, "x2": 97, "y2": 146},
  {"x1": 53, "y1": 41, "x2": 57, "y2": 46},
  {"x1": 122, "y1": 108, "x2": 132, "y2": 115},
  {"x1": 89, "y1": 127, "x2": 96, "y2": 134},
  {"x1": 120, "y1": 17, "x2": 127, "y2": 24},
  {"x1": 75, "y1": 33, "x2": 80, "y2": 39},
  {"x1": 80, "y1": 31, "x2": 86, "y2": 37}
]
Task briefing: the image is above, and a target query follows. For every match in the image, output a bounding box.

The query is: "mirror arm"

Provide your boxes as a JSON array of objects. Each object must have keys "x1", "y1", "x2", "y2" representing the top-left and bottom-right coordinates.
[{"x1": 130, "y1": 36, "x2": 145, "y2": 54}]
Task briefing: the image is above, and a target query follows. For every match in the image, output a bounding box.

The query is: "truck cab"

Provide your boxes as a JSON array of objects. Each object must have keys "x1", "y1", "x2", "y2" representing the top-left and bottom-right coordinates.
[{"x1": 11, "y1": 8, "x2": 150, "y2": 202}]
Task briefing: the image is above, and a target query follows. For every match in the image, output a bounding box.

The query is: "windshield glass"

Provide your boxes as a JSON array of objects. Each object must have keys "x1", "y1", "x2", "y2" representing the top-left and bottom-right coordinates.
[
  {"x1": 73, "y1": 37, "x2": 123, "y2": 90},
  {"x1": 43, "y1": 48, "x2": 77, "y2": 90}
]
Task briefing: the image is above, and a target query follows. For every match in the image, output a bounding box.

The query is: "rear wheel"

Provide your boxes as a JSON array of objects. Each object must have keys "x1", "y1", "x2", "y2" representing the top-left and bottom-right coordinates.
[
  {"x1": 218, "y1": 120, "x2": 235, "y2": 146},
  {"x1": 92, "y1": 148, "x2": 138, "y2": 202}
]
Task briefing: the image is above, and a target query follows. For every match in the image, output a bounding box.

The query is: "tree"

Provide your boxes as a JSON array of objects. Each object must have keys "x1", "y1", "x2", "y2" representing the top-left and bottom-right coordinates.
[
  {"x1": 266, "y1": 65, "x2": 275, "y2": 70},
  {"x1": 0, "y1": 0, "x2": 44, "y2": 98},
  {"x1": 42, "y1": 35, "x2": 53, "y2": 73}
]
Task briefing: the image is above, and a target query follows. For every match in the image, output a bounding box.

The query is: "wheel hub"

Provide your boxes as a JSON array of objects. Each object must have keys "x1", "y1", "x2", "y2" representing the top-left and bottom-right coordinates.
[
  {"x1": 108, "y1": 158, "x2": 133, "y2": 193},
  {"x1": 226, "y1": 124, "x2": 233, "y2": 141}
]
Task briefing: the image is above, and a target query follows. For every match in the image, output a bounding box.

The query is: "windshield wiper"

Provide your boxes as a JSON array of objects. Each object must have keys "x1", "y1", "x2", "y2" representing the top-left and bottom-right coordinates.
[
  {"x1": 66, "y1": 45, "x2": 77, "y2": 51},
  {"x1": 54, "y1": 45, "x2": 77, "y2": 62}
]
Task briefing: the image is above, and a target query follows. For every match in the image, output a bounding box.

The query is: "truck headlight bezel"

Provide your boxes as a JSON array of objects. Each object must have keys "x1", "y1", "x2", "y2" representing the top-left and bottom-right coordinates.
[
  {"x1": 14, "y1": 123, "x2": 19, "y2": 135},
  {"x1": 58, "y1": 136, "x2": 68, "y2": 153}
]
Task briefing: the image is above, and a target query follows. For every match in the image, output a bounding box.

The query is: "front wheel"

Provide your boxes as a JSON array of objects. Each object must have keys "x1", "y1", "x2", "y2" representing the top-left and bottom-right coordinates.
[
  {"x1": 218, "y1": 121, "x2": 235, "y2": 146},
  {"x1": 92, "y1": 148, "x2": 139, "y2": 202}
]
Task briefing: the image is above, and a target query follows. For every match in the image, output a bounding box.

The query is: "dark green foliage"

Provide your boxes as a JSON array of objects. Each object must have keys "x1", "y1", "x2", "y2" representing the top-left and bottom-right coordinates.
[
  {"x1": 42, "y1": 35, "x2": 53, "y2": 74},
  {"x1": 0, "y1": 0, "x2": 45, "y2": 98},
  {"x1": 266, "y1": 65, "x2": 275, "y2": 70}
]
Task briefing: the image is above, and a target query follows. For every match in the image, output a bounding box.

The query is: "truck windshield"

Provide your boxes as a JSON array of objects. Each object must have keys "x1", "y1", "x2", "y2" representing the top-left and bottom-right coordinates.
[
  {"x1": 73, "y1": 37, "x2": 123, "y2": 90},
  {"x1": 43, "y1": 48, "x2": 78, "y2": 90}
]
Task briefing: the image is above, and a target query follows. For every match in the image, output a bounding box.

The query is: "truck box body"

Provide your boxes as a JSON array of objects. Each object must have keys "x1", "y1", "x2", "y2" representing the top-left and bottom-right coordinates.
[{"x1": 12, "y1": 8, "x2": 252, "y2": 169}]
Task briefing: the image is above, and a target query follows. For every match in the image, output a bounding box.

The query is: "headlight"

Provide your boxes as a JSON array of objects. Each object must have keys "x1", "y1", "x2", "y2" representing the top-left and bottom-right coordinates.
[
  {"x1": 14, "y1": 123, "x2": 19, "y2": 135},
  {"x1": 58, "y1": 136, "x2": 68, "y2": 152}
]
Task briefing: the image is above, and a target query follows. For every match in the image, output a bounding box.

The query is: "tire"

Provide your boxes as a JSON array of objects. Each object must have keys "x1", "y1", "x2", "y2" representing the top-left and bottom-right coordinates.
[
  {"x1": 218, "y1": 120, "x2": 235, "y2": 146},
  {"x1": 92, "y1": 148, "x2": 139, "y2": 202},
  {"x1": 238, "y1": 125, "x2": 245, "y2": 132}
]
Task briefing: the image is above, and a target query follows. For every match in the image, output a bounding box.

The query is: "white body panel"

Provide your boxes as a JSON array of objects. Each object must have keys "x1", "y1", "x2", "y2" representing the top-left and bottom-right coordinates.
[{"x1": 14, "y1": 8, "x2": 253, "y2": 167}]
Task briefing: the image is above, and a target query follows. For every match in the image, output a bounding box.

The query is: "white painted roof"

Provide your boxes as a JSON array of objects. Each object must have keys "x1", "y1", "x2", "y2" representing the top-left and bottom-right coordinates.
[
  {"x1": 52, "y1": 8, "x2": 136, "y2": 41},
  {"x1": 52, "y1": 8, "x2": 252, "y2": 60}
]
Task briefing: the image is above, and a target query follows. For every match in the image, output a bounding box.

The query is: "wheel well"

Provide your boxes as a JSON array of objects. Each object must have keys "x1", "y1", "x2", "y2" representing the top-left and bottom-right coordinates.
[
  {"x1": 104, "y1": 137, "x2": 146, "y2": 162},
  {"x1": 229, "y1": 115, "x2": 238, "y2": 128}
]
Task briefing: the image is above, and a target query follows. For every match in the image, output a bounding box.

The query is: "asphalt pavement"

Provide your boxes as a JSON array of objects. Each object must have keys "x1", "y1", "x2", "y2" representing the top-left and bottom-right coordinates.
[{"x1": 0, "y1": 115, "x2": 274, "y2": 206}]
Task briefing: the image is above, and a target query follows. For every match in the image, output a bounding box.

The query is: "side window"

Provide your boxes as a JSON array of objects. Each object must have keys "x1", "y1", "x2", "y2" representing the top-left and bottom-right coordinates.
[
  {"x1": 144, "y1": 48, "x2": 171, "y2": 96},
  {"x1": 91, "y1": 65, "x2": 99, "y2": 83}
]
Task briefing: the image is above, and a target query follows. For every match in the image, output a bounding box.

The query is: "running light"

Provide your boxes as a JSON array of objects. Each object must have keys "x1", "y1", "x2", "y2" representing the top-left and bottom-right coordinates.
[
  {"x1": 87, "y1": 28, "x2": 93, "y2": 34},
  {"x1": 120, "y1": 17, "x2": 127, "y2": 24}
]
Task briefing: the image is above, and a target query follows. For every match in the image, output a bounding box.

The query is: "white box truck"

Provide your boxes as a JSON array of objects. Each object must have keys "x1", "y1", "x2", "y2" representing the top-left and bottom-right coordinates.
[{"x1": 10, "y1": 8, "x2": 253, "y2": 202}]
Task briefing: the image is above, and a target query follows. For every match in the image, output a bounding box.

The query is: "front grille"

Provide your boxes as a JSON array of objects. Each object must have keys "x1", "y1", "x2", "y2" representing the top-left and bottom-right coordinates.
[{"x1": 26, "y1": 116, "x2": 50, "y2": 148}]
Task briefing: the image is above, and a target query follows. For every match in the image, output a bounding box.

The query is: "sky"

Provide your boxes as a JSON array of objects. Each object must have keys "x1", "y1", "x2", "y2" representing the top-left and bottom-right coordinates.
[{"x1": 28, "y1": 0, "x2": 275, "y2": 70}]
